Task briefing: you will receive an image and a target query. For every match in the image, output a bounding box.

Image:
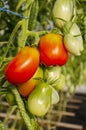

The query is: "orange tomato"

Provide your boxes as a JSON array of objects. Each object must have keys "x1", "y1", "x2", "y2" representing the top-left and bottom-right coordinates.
[{"x1": 17, "y1": 67, "x2": 43, "y2": 97}]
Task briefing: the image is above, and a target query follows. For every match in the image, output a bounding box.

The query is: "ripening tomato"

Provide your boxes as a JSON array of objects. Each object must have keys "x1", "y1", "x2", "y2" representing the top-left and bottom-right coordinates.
[
  {"x1": 17, "y1": 66, "x2": 43, "y2": 97},
  {"x1": 5, "y1": 46, "x2": 40, "y2": 84},
  {"x1": 39, "y1": 33, "x2": 68, "y2": 66}
]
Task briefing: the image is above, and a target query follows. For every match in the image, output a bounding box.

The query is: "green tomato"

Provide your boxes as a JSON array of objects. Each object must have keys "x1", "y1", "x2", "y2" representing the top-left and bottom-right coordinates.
[
  {"x1": 53, "y1": 0, "x2": 74, "y2": 28},
  {"x1": 64, "y1": 22, "x2": 83, "y2": 56},
  {"x1": 27, "y1": 82, "x2": 52, "y2": 117},
  {"x1": 64, "y1": 34, "x2": 83, "y2": 56},
  {"x1": 54, "y1": 74, "x2": 65, "y2": 91},
  {"x1": 6, "y1": 91, "x2": 16, "y2": 106},
  {"x1": 51, "y1": 87, "x2": 59, "y2": 105},
  {"x1": 44, "y1": 66, "x2": 61, "y2": 86}
]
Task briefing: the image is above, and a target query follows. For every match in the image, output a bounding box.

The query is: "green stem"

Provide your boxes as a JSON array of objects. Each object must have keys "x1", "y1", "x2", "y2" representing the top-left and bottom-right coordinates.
[
  {"x1": 57, "y1": 91, "x2": 65, "y2": 122},
  {"x1": 0, "y1": 21, "x2": 22, "y2": 67},
  {"x1": 19, "y1": 0, "x2": 34, "y2": 48},
  {"x1": 0, "y1": 41, "x2": 8, "y2": 45},
  {"x1": 9, "y1": 110, "x2": 20, "y2": 130},
  {"x1": 27, "y1": 30, "x2": 39, "y2": 45},
  {"x1": 16, "y1": 0, "x2": 25, "y2": 11},
  {"x1": 0, "y1": 121, "x2": 6, "y2": 130},
  {"x1": 28, "y1": 0, "x2": 39, "y2": 30},
  {"x1": 0, "y1": 57, "x2": 13, "y2": 62},
  {"x1": 26, "y1": 30, "x2": 49, "y2": 46},
  {"x1": 4, "y1": 106, "x2": 17, "y2": 125},
  {"x1": 18, "y1": 119, "x2": 23, "y2": 130},
  {"x1": 38, "y1": 30, "x2": 49, "y2": 35},
  {"x1": 9, "y1": 86, "x2": 37, "y2": 130},
  {"x1": 84, "y1": 16, "x2": 86, "y2": 41},
  {"x1": 26, "y1": 0, "x2": 34, "y2": 9}
]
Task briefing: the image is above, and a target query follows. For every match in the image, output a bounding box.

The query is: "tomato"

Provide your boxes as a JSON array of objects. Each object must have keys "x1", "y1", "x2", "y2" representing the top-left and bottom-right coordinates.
[
  {"x1": 6, "y1": 91, "x2": 16, "y2": 106},
  {"x1": 63, "y1": 22, "x2": 83, "y2": 56},
  {"x1": 53, "y1": 0, "x2": 73, "y2": 28},
  {"x1": 5, "y1": 46, "x2": 40, "y2": 84},
  {"x1": 39, "y1": 33, "x2": 68, "y2": 66},
  {"x1": 54, "y1": 74, "x2": 65, "y2": 91},
  {"x1": 44, "y1": 66, "x2": 61, "y2": 85},
  {"x1": 27, "y1": 82, "x2": 52, "y2": 116},
  {"x1": 51, "y1": 87, "x2": 59, "y2": 105},
  {"x1": 17, "y1": 66, "x2": 43, "y2": 97}
]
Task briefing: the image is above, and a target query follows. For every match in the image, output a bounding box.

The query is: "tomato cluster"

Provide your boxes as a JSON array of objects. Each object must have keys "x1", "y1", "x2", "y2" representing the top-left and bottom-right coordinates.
[{"x1": 5, "y1": 33, "x2": 68, "y2": 116}]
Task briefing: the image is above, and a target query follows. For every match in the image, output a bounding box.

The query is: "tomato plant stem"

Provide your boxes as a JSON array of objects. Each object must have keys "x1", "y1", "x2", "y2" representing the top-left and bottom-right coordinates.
[
  {"x1": 0, "y1": 21, "x2": 22, "y2": 68},
  {"x1": 26, "y1": 30, "x2": 49, "y2": 45},
  {"x1": 16, "y1": 0, "x2": 25, "y2": 11},
  {"x1": 9, "y1": 110, "x2": 21, "y2": 130},
  {"x1": 4, "y1": 106, "x2": 17, "y2": 125},
  {"x1": 84, "y1": 16, "x2": 86, "y2": 41},
  {"x1": 18, "y1": 0, "x2": 34, "y2": 48},
  {"x1": 9, "y1": 86, "x2": 37, "y2": 130},
  {"x1": 27, "y1": 31, "x2": 39, "y2": 45},
  {"x1": 0, "y1": 121, "x2": 6, "y2": 130}
]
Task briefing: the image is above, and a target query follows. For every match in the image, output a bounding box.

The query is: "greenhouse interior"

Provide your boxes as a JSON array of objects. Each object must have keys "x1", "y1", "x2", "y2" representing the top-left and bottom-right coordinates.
[{"x1": 0, "y1": 0, "x2": 86, "y2": 130}]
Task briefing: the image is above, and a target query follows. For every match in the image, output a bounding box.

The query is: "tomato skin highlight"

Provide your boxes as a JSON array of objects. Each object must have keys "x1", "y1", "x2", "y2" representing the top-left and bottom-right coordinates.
[
  {"x1": 5, "y1": 46, "x2": 40, "y2": 84},
  {"x1": 39, "y1": 33, "x2": 68, "y2": 66},
  {"x1": 17, "y1": 67, "x2": 43, "y2": 97}
]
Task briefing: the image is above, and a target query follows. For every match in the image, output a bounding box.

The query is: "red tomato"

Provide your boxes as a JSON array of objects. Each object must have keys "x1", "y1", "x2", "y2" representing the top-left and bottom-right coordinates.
[
  {"x1": 17, "y1": 66, "x2": 43, "y2": 97},
  {"x1": 5, "y1": 46, "x2": 40, "y2": 84},
  {"x1": 39, "y1": 33, "x2": 68, "y2": 66}
]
